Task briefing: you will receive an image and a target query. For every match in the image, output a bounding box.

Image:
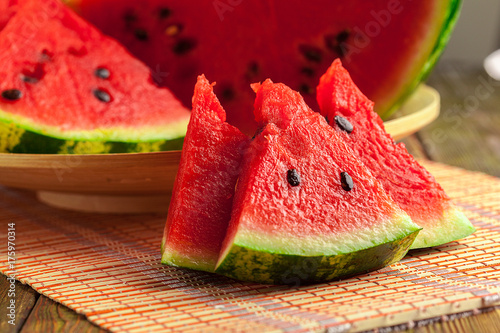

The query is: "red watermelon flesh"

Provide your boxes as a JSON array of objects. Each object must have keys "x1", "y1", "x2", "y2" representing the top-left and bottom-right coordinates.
[
  {"x1": 316, "y1": 59, "x2": 475, "y2": 249},
  {"x1": 161, "y1": 75, "x2": 249, "y2": 272},
  {"x1": 0, "y1": 0, "x2": 17, "y2": 30},
  {"x1": 215, "y1": 80, "x2": 420, "y2": 284},
  {"x1": 67, "y1": 0, "x2": 459, "y2": 134},
  {"x1": 229, "y1": 80, "x2": 405, "y2": 237},
  {"x1": 0, "y1": 0, "x2": 190, "y2": 144}
]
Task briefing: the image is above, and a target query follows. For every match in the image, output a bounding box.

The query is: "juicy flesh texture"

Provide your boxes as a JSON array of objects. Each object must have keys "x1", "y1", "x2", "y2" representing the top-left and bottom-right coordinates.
[
  {"x1": 221, "y1": 80, "x2": 408, "y2": 255},
  {"x1": 70, "y1": 0, "x2": 443, "y2": 134},
  {"x1": 0, "y1": 0, "x2": 17, "y2": 30},
  {"x1": 162, "y1": 75, "x2": 248, "y2": 271},
  {"x1": 316, "y1": 60, "x2": 452, "y2": 229},
  {"x1": 0, "y1": 0, "x2": 189, "y2": 133}
]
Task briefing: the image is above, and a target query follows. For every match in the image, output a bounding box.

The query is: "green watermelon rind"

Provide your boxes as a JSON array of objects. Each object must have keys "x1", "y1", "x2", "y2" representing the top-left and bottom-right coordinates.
[
  {"x1": 410, "y1": 206, "x2": 475, "y2": 249},
  {"x1": 380, "y1": 0, "x2": 462, "y2": 119},
  {"x1": 0, "y1": 119, "x2": 185, "y2": 154},
  {"x1": 0, "y1": 108, "x2": 189, "y2": 143},
  {"x1": 216, "y1": 215, "x2": 421, "y2": 285},
  {"x1": 216, "y1": 229, "x2": 420, "y2": 285}
]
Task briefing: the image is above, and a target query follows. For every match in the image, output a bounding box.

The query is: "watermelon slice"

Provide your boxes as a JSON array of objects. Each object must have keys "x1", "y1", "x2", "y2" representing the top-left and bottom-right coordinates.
[
  {"x1": 0, "y1": 0, "x2": 190, "y2": 154},
  {"x1": 316, "y1": 59, "x2": 475, "y2": 249},
  {"x1": 66, "y1": 0, "x2": 461, "y2": 134},
  {"x1": 161, "y1": 75, "x2": 249, "y2": 272},
  {"x1": 164, "y1": 75, "x2": 421, "y2": 284},
  {"x1": 215, "y1": 80, "x2": 421, "y2": 284}
]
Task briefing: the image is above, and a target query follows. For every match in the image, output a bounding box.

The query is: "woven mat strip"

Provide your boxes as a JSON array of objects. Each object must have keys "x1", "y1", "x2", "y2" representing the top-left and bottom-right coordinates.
[{"x1": 1, "y1": 160, "x2": 499, "y2": 333}]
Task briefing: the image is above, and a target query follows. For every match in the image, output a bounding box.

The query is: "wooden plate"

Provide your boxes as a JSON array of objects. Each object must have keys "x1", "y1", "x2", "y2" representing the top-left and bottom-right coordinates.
[
  {"x1": 384, "y1": 84, "x2": 440, "y2": 141},
  {"x1": 0, "y1": 85, "x2": 439, "y2": 213}
]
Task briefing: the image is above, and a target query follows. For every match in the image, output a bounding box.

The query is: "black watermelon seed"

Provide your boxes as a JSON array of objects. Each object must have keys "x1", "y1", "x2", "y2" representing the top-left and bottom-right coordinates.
[
  {"x1": 134, "y1": 29, "x2": 149, "y2": 41},
  {"x1": 245, "y1": 61, "x2": 260, "y2": 79},
  {"x1": 124, "y1": 10, "x2": 137, "y2": 23},
  {"x1": 298, "y1": 44, "x2": 323, "y2": 63},
  {"x1": 287, "y1": 169, "x2": 301, "y2": 187},
  {"x1": 334, "y1": 115, "x2": 354, "y2": 133},
  {"x1": 337, "y1": 29, "x2": 351, "y2": 43},
  {"x1": 158, "y1": 7, "x2": 171, "y2": 19},
  {"x1": 216, "y1": 82, "x2": 236, "y2": 101},
  {"x1": 325, "y1": 29, "x2": 350, "y2": 57},
  {"x1": 1, "y1": 89, "x2": 22, "y2": 101},
  {"x1": 221, "y1": 86, "x2": 235, "y2": 101},
  {"x1": 340, "y1": 171, "x2": 354, "y2": 191},
  {"x1": 172, "y1": 38, "x2": 197, "y2": 55},
  {"x1": 299, "y1": 83, "x2": 313, "y2": 95},
  {"x1": 93, "y1": 89, "x2": 111, "y2": 103},
  {"x1": 95, "y1": 67, "x2": 110, "y2": 79}
]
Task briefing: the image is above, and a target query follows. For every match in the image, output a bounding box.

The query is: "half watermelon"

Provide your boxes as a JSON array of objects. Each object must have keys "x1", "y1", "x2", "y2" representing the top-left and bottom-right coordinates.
[
  {"x1": 66, "y1": 0, "x2": 461, "y2": 134},
  {"x1": 0, "y1": 0, "x2": 190, "y2": 154},
  {"x1": 316, "y1": 59, "x2": 475, "y2": 249}
]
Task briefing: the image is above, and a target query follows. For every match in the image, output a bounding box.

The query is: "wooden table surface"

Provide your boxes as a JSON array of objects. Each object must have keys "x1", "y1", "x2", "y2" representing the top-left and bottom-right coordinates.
[{"x1": 1, "y1": 60, "x2": 500, "y2": 333}]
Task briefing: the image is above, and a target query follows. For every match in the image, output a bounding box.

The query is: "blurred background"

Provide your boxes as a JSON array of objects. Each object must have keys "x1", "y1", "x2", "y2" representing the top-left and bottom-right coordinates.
[
  {"x1": 405, "y1": 0, "x2": 500, "y2": 177},
  {"x1": 441, "y1": 0, "x2": 500, "y2": 65}
]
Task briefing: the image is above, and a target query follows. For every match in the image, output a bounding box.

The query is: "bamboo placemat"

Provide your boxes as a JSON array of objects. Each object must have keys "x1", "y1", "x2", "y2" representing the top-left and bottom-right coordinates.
[{"x1": 1, "y1": 160, "x2": 499, "y2": 333}]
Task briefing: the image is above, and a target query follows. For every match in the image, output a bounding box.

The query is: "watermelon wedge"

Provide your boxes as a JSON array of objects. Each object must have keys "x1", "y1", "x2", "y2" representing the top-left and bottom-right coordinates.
[
  {"x1": 161, "y1": 75, "x2": 249, "y2": 272},
  {"x1": 0, "y1": 0, "x2": 190, "y2": 154},
  {"x1": 215, "y1": 80, "x2": 420, "y2": 284},
  {"x1": 66, "y1": 0, "x2": 461, "y2": 134},
  {"x1": 316, "y1": 59, "x2": 475, "y2": 249},
  {"x1": 164, "y1": 74, "x2": 421, "y2": 284}
]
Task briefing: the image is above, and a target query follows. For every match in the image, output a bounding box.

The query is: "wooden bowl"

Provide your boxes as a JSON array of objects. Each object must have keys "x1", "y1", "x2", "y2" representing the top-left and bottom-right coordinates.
[{"x1": 0, "y1": 85, "x2": 439, "y2": 213}]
